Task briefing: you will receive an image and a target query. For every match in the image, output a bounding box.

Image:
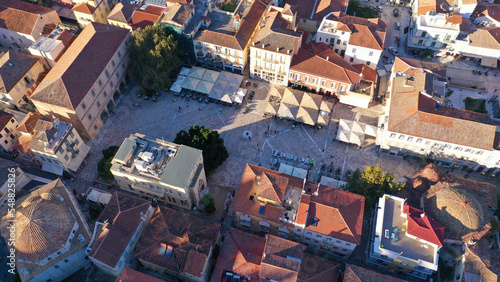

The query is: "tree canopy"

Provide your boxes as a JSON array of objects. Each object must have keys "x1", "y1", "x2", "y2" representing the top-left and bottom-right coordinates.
[
  {"x1": 97, "y1": 146, "x2": 119, "y2": 181},
  {"x1": 174, "y1": 125, "x2": 229, "y2": 174},
  {"x1": 22, "y1": 0, "x2": 52, "y2": 7},
  {"x1": 344, "y1": 165, "x2": 404, "y2": 209},
  {"x1": 346, "y1": 0, "x2": 380, "y2": 18},
  {"x1": 129, "y1": 23, "x2": 182, "y2": 91}
]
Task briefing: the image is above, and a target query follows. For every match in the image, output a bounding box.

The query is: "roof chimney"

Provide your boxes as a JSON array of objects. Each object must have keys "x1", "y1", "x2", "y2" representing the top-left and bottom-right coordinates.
[
  {"x1": 326, "y1": 56, "x2": 329, "y2": 61},
  {"x1": 420, "y1": 212, "x2": 425, "y2": 218},
  {"x1": 277, "y1": 47, "x2": 279, "y2": 52},
  {"x1": 262, "y1": 44, "x2": 265, "y2": 48},
  {"x1": 313, "y1": 183, "x2": 320, "y2": 196}
]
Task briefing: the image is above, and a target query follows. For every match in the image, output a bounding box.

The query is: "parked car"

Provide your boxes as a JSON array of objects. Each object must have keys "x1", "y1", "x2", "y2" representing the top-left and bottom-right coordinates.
[
  {"x1": 393, "y1": 8, "x2": 399, "y2": 17},
  {"x1": 376, "y1": 6, "x2": 383, "y2": 12},
  {"x1": 389, "y1": 47, "x2": 399, "y2": 56},
  {"x1": 395, "y1": 22, "x2": 401, "y2": 30}
]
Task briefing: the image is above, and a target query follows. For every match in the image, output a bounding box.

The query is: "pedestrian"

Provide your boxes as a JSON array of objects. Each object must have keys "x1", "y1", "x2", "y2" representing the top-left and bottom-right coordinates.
[
  {"x1": 330, "y1": 161, "x2": 333, "y2": 165},
  {"x1": 495, "y1": 89, "x2": 498, "y2": 93},
  {"x1": 267, "y1": 126, "x2": 270, "y2": 130},
  {"x1": 138, "y1": 104, "x2": 142, "y2": 108},
  {"x1": 186, "y1": 104, "x2": 189, "y2": 107},
  {"x1": 322, "y1": 149, "x2": 325, "y2": 152}
]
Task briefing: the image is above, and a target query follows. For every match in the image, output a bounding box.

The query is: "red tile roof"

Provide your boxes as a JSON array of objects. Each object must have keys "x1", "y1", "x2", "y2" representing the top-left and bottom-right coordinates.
[
  {"x1": 259, "y1": 235, "x2": 305, "y2": 281},
  {"x1": 134, "y1": 206, "x2": 220, "y2": 279},
  {"x1": 12, "y1": 134, "x2": 32, "y2": 153},
  {"x1": 325, "y1": 12, "x2": 386, "y2": 50},
  {"x1": 388, "y1": 91, "x2": 497, "y2": 150},
  {"x1": 0, "y1": 51, "x2": 41, "y2": 93},
  {"x1": 16, "y1": 112, "x2": 42, "y2": 134},
  {"x1": 89, "y1": 192, "x2": 151, "y2": 268},
  {"x1": 304, "y1": 185, "x2": 365, "y2": 244},
  {"x1": 130, "y1": 5, "x2": 165, "y2": 30},
  {"x1": 353, "y1": 64, "x2": 377, "y2": 82},
  {"x1": 107, "y1": 2, "x2": 138, "y2": 23},
  {"x1": 71, "y1": 3, "x2": 96, "y2": 14},
  {"x1": 393, "y1": 56, "x2": 447, "y2": 79},
  {"x1": 297, "y1": 253, "x2": 340, "y2": 281},
  {"x1": 290, "y1": 42, "x2": 362, "y2": 84},
  {"x1": 286, "y1": 0, "x2": 347, "y2": 21},
  {"x1": 194, "y1": 0, "x2": 271, "y2": 50},
  {"x1": 403, "y1": 204, "x2": 444, "y2": 246},
  {"x1": 211, "y1": 228, "x2": 266, "y2": 281},
  {"x1": 0, "y1": 110, "x2": 13, "y2": 129},
  {"x1": 116, "y1": 267, "x2": 164, "y2": 282},
  {"x1": 474, "y1": 2, "x2": 500, "y2": 23},
  {"x1": 31, "y1": 23, "x2": 130, "y2": 110},
  {"x1": 446, "y1": 12, "x2": 462, "y2": 24},
  {"x1": 343, "y1": 264, "x2": 408, "y2": 281},
  {"x1": 0, "y1": 0, "x2": 56, "y2": 35}
]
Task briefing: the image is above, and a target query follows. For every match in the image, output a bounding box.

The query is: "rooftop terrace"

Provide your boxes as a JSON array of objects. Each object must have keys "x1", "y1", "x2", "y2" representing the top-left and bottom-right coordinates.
[
  {"x1": 373, "y1": 195, "x2": 438, "y2": 269},
  {"x1": 203, "y1": 0, "x2": 252, "y2": 35}
]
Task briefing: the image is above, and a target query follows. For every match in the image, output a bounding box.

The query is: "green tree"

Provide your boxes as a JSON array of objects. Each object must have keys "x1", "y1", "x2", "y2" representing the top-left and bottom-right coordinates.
[
  {"x1": 97, "y1": 146, "x2": 119, "y2": 181},
  {"x1": 21, "y1": 0, "x2": 52, "y2": 7},
  {"x1": 202, "y1": 194, "x2": 216, "y2": 214},
  {"x1": 174, "y1": 125, "x2": 229, "y2": 174},
  {"x1": 129, "y1": 23, "x2": 182, "y2": 91},
  {"x1": 345, "y1": 165, "x2": 404, "y2": 209},
  {"x1": 421, "y1": 48, "x2": 434, "y2": 59}
]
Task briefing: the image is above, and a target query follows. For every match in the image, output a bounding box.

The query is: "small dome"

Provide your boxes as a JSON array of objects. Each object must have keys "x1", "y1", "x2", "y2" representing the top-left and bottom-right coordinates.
[
  {"x1": 424, "y1": 182, "x2": 488, "y2": 237},
  {"x1": 14, "y1": 196, "x2": 76, "y2": 263}
]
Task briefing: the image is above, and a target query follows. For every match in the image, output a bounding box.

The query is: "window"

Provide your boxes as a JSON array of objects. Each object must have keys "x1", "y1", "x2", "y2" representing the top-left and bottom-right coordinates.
[
  {"x1": 312, "y1": 78, "x2": 317, "y2": 84},
  {"x1": 316, "y1": 234, "x2": 322, "y2": 238},
  {"x1": 105, "y1": 70, "x2": 110, "y2": 78},
  {"x1": 178, "y1": 192, "x2": 182, "y2": 197},
  {"x1": 122, "y1": 64, "x2": 125, "y2": 70},
  {"x1": 2, "y1": 34, "x2": 5, "y2": 38},
  {"x1": 4, "y1": 140, "x2": 8, "y2": 145},
  {"x1": 69, "y1": 131, "x2": 74, "y2": 138},
  {"x1": 289, "y1": 72, "x2": 294, "y2": 78},
  {"x1": 110, "y1": 82, "x2": 114, "y2": 88},
  {"x1": 465, "y1": 148, "x2": 472, "y2": 153},
  {"x1": 407, "y1": 137, "x2": 413, "y2": 142},
  {"x1": 111, "y1": 60, "x2": 115, "y2": 67},
  {"x1": 390, "y1": 133, "x2": 396, "y2": 138},
  {"x1": 336, "y1": 240, "x2": 341, "y2": 243},
  {"x1": 343, "y1": 41, "x2": 347, "y2": 45},
  {"x1": 98, "y1": 80, "x2": 102, "y2": 87},
  {"x1": 64, "y1": 259, "x2": 69, "y2": 263},
  {"x1": 319, "y1": 37, "x2": 322, "y2": 41},
  {"x1": 445, "y1": 34, "x2": 451, "y2": 41},
  {"x1": 103, "y1": 91, "x2": 107, "y2": 97},
  {"x1": 91, "y1": 90, "x2": 95, "y2": 97},
  {"x1": 305, "y1": 76, "x2": 309, "y2": 82},
  {"x1": 336, "y1": 39, "x2": 340, "y2": 44},
  {"x1": 352, "y1": 48, "x2": 356, "y2": 53},
  {"x1": 124, "y1": 250, "x2": 129, "y2": 258},
  {"x1": 116, "y1": 73, "x2": 119, "y2": 79},
  {"x1": 369, "y1": 51, "x2": 374, "y2": 56},
  {"x1": 401, "y1": 262, "x2": 409, "y2": 266},
  {"x1": 295, "y1": 74, "x2": 300, "y2": 81},
  {"x1": 64, "y1": 155, "x2": 69, "y2": 161},
  {"x1": 4, "y1": 128, "x2": 9, "y2": 133},
  {"x1": 54, "y1": 265, "x2": 59, "y2": 269},
  {"x1": 10, "y1": 119, "x2": 14, "y2": 123},
  {"x1": 88, "y1": 114, "x2": 92, "y2": 120},
  {"x1": 416, "y1": 138, "x2": 422, "y2": 144},
  {"x1": 398, "y1": 135, "x2": 405, "y2": 140},
  {"x1": 339, "y1": 85, "x2": 345, "y2": 93},
  {"x1": 97, "y1": 102, "x2": 101, "y2": 108},
  {"x1": 346, "y1": 243, "x2": 351, "y2": 246},
  {"x1": 367, "y1": 61, "x2": 370, "y2": 66},
  {"x1": 421, "y1": 31, "x2": 427, "y2": 37},
  {"x1": 433, "y1": 34, "x2": 439, "y2": 40},
  {"x1": 326, "y1": 238, "x2": 332, "y2": 243},
  {"x1": 321, "y1": 80, "x2": 326, "y2": 86},
  {"x1": 118, "y1": 51, "x2": 122, "y2": 58},
  {"x1": 306, "y1": 231, "x2": 312, "y2": 236},
  {"x1": 330, "y1": 82, "x2": 336, "y2": 88},
  {"x1": 349, "y1": 57, "x2": 354, "y2": 62},
  {"x1": 9, "y1": 134, "x2": 14, "y2": 139}
]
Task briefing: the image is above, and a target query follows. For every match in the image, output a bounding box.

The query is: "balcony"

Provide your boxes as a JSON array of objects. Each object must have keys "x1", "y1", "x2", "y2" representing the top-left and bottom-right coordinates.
[{"x1": 263, "y1": 57, "x2": 278, "y2": 63}]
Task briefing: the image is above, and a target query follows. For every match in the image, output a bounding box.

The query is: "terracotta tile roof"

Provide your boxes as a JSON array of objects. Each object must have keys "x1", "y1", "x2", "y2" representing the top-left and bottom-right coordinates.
[
  {"x1": 250, "y1": 8, "x2": 302, "y2": 54},
  {"x1": 468, "y1": 26, "x2": 500, "y2": 50},
  {"x1": 194, "y1": 0, "x2": 270, "y2": 50},
  {"x1": 134, "y1": 206, "x2": 220, "y2": 278},
  {"x1": 0, "y1": 51, "x2": 40, "y2": 93},
  {"x1": 446, "y1": 12, "x2": 462, "y2": 24},
  {"x1": 234, "y1": 164, "x2": 302, "y2": 223},
  {"x1": 12, "y1": 134, "x2": 32, "y2": 153},
  {"x1": 107, "y1": 2, "x2": 138, "y2": 23},
  {"x1": 452, "y1": 177, "x2": 498, "y2": 210},
  {"x1": 286, "y1": 0, "x2": 347, "y2": 21},
  {"x1": 211, "y1": 228, "x2": 266, "y2": 281},
  {"x1": 403, "y1": 204, "x2": 444, "y2": 246},
  {"x1": 343, "y1": 264, "x2": 408, "y2": 281},
  {"x1": 290, "y1": 42, "x2": 362, "y2": 84},
  {"x1": 161, "y1": 2, "x2": 194, "y2": 27},
  {"x1": 259, "y1": 235, "x2": 305, "y2": 281},
  {"x1": 89, "y1": 192, "x2": 151, "y2": 268},
  {"x1": 424, "y1": 182, "x2": 491, "y2": 241},
  {"x1": 473, "y1": 2, "x2": 500, "y2": 23},
  {"x1": 325, "y1": 12, "x2": 386, "y2": 50},
  {"x1": 131, "y1": 5, "x2": 165, "y2": 30},
  {"x1": 1, "y1": 179, "x2": 85, "y2": 263},
  {"x1": 297, "y1": 253, "x2": 340, "y2": 281},
  {"x1": 0, "y1": 0, "x2": 56, "y2": 35},
  {"x1": 0, "y1": 110, "x2": 13, "y2": 129},
  {"x1": 16, "y1": 112, "x2": 42, "y2": 134},
  {"x1": 353, "y1": 64, "x2": 377, "y2": 82},
  {"x1": 31, "y1": 23, "x2": 130, "y2": 110},
  {"x1": 304, "y1": 185, "x2": 365, "y2": 244},
  {"x1": 116, "y1": 267, "x2": 164, "y2": 282},
  {"x1": 71, "y1": 3, "x2": 95, "y2": 14},
  {"x1": 388, "y1": 91, "x2": 496, "y2": 150}
]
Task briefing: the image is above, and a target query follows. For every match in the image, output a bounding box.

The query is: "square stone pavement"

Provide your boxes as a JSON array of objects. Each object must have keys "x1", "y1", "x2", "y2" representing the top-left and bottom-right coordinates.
[{"x1": 77, "y1": 81, "x2": 430, "y2": 198}]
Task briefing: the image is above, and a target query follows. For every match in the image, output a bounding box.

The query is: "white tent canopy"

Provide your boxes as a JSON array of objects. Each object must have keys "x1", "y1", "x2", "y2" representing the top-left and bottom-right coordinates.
[
  {"x1": 187, "y1": 66, "x2": 206, "y2": 79},
  {"x1": 179, "y1": 67, "x2": 190, "y2": 76},
  {"x1": 336, "y1": 119, "x2": 378, "y2": 146},
  {"x1": 170, "y1": 75, "x2": 186, "y2": 93}
]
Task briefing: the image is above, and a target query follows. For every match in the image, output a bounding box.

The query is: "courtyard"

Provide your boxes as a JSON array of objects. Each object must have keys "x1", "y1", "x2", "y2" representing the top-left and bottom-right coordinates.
[{"x1": 70, "y1": 78, "x2": 500, "y2": 221}]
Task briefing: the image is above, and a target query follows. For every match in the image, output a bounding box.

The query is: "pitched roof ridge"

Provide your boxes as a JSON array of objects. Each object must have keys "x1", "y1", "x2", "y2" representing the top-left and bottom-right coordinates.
[{"x1": 133, "y1": 209, "x2": 169, "y2": 257}]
